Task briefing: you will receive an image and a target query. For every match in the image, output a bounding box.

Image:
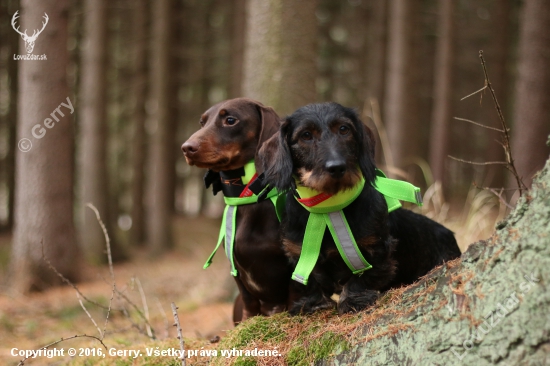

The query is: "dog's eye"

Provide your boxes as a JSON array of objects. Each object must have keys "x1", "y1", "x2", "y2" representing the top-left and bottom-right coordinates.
[
  {"x1": 300, "y1": 131, "x2": 313, "y2": 141},
  {"x1": 199, "y1": 120, "x2": 205, "y2": 127},
  {"x1": 339, "y1": 125, "x2": 350, "y2": 135},
  {"x1": 225, "y1": 117, "x2": 238, "y2": 126}
]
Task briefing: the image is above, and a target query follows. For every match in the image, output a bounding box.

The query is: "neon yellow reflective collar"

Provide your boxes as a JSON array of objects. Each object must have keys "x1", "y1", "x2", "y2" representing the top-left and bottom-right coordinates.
[
  {"x1": 203, "y1": 160, "x2": 283, "y2": 276},
  {"x1": 291, "y1": 169, "x2": 422, "y2": 285}
]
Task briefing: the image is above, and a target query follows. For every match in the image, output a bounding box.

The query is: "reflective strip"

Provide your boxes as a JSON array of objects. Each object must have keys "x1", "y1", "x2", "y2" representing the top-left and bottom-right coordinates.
[
  {"x1": 225, "y1": 206, "x2": 234, "y2": 259},
  {"x1": 327, "y1": 211, "x2": 367, "y2": 272},
  {"x1": 292, "y1": 274, "x2": 307, "y2": 285},
  {"x1": 415, "y1": 190, "x2": 423, "y2": 205},
  {"x1": 225, "y1": 205, "x2": 236, "y2": 276}
]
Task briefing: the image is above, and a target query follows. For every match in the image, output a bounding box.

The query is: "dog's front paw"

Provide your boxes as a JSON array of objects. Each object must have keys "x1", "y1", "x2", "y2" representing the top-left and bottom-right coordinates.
[
  {"x1": 289, "y1": 294, "x2": 336, "y2": 315},
  {"x1": 337, "y1": 289, "x2": 379, "y2": 314}
]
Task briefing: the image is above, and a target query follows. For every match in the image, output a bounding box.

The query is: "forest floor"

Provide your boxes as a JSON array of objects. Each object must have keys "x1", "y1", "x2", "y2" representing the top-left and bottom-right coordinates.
[
  {"x1": 0, "y1": 216, "x2": 237, "y2": 365},
  {"x1": 0, "y1": 188, "x2": 506, "y2": 365}
]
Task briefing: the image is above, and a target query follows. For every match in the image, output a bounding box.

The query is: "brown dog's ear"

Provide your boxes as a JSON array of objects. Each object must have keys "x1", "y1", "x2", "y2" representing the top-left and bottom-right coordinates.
[
  {"x1": 258, "y1": 118, "x2": 294, "y2": 191},
  {"x1": 255, "y1": 104, "x2": 281, "y2": 154}
]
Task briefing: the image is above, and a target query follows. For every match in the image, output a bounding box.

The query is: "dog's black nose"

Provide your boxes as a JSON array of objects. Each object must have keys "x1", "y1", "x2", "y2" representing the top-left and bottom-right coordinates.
[
  {"x1": 325, "y1": 160, "x2": 346, "y2": 178},
  {"x1": 182, "y1": 140, "x2": 199, "y2": 156}
]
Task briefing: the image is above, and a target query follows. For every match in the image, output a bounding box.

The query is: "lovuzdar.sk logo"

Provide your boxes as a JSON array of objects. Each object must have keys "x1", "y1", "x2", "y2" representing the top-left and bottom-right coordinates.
[{"x1": 12, "y1": 10, "x2": 48, "y2": 61}]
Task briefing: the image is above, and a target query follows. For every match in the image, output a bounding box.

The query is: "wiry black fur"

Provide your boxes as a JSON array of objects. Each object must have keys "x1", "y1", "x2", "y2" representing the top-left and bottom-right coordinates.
[{"x1": 259, "y1": 102, "x2": 461, "y2": 315}]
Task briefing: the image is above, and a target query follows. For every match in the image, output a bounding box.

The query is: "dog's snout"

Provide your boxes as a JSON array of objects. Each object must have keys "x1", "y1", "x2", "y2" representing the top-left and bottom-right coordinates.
[
  {"x1": 325, "y1": 160, "x2": 346, "y2": 178},
  {"x1": 182, "y1": 140, "x2": 199, "y2": 155}
]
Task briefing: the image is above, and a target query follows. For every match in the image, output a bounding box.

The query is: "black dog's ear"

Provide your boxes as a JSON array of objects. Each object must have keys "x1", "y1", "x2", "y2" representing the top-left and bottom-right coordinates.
[
  {"x1": 357, "y1": 120, "x2": 377, "y2": 185},
  {"x1": 258, "y1": 119, "x2": 294, "y2": 191}
]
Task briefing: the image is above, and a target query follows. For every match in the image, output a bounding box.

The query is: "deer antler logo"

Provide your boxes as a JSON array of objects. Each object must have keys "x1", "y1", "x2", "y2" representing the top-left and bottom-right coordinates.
[{"x1": 11, "y1": 11, "x2": 49, "y2": 54}]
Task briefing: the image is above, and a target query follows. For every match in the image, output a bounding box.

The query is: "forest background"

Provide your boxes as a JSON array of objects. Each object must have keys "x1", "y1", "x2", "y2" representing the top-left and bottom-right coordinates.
[{"x1": 0, "y1": 0, "x2": 549, "y2": 363}]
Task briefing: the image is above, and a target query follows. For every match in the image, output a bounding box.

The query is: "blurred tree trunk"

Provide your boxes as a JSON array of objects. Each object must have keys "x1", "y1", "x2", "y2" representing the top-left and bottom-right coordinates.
[
  {"x1": 370, "y1": 0, "x2": 388, "y2": 167},
  {"x1": 484, "y1": 1, "x2": 510, "y2": 189},
  {"x1": 0, "y1": 0, "x2": 18, "y2": 231},
  {"x1": 429, "y1": 0, "x2": 455, "y2": 187},
  {"x1": 511, "y1": 0, "x2": 550, "y2": 188},
  {"x1": 11, "y1": 0, "x2": 80, "y2": 292},
  {"x1": 384, "y1": 0, "x2": 421, "y2": 173},
  {"x1": 78, "y1": 0, "x2": 113, "y2": 263},
  {"x1": 147, "y1": 0, "x2": 175, "y2": 253},
  {"x1": 229, "y1": 0, "x2": 246, "y2": 98},
  {"x1": 384, "y1": 0, "x2": 419, "y2": 173},
  {"x1": 365, "y1": 0, "x2": 388, "y2": 113},
  {"x1": 130, "y1": 0, "x2": 148, "y2": 246},
  {"x1": 243, "y1": 0, "x2": 318, "y2": 114}
]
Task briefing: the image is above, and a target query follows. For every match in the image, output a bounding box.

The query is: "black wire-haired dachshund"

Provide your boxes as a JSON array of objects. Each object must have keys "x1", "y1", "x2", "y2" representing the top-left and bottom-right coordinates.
[
  {"x1": 259, "y1": 102, "x2": 461, "y2": 314},
  {"x1": 182, "y1": 98, "x2": 292, "y2": 324}
]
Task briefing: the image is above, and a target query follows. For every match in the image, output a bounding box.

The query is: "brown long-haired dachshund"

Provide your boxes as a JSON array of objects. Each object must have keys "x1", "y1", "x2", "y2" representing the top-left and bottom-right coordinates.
[
  {"x1": 259, "y1": 102, "x2": 461, "y2": 314},
  {"x1": 182, "y1": 98, "x2": 292, "y2": 324}
]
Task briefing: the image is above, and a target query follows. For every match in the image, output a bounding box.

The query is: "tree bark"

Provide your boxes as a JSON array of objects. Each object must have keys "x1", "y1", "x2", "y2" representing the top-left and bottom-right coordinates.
[
  {"x1": 510, "y1": 0, "x2": 550, "y2": 188},
  {"x1": 11, "y1": 0, "x2": 80, "y2": 292},
  {"x1": 321, "y1": 155, "x2": 550, "y2": 365},
  {"x1": 78, "y1": 0, "x2": 112, "y2": 263},
  {"x1": 384, "y1": 0, "x2": 421, "y2": 172},
  {"x1": 242, "y1": 0, "x2": 318, "y2": 114},
  {"x1": 147, "y1": 0, "x2": 175, "y2": 253},
  {"x1": 130, "y1": 0, "x2": 148, "y2": 246},
  {"x1": 429, "y1": 0, "x2": 455, "y2": 187}
]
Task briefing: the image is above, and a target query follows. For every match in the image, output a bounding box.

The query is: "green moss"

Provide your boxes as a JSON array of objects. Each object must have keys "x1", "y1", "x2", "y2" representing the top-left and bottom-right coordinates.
[
  {"x1": 287, "y1": 332, "x2": 348, "y2": 366},
  {"x1": 221, "y1": 314, "x2": 287, "y2": 349},
  {"x1": 233, "y1": 356, "x2": 257, "y2": 366}
]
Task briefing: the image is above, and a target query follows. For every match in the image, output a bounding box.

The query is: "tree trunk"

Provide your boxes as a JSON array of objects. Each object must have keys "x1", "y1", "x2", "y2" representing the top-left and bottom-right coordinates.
[
  {"x1": 429, "y1": 0, "x2": 455, "y2": 187},
  {"x1": 242, "y1": 0, "x2": 318, "y2": 114},
  {"x1": 321, "y1": 155, "x2": 550, "y2": 365},
  {"x1": 130, "y1": 0, "x2": 148, "y2": 246},
  {"x1": 11, "y1": 0, "x2": 80, "y2": 292},
  {"x1": 384, "y1": 0, "x2": 421, "y2": 172},
  {"x1": 147, "y1": 0, "x2": 174, "y2": 253},
  {"x1": 78, "y1": 0, "x2": 112, "y2": 263},
  {"x1": 510, "y1": 0, "x2": 550, "y2": 188},
  {"x1": 6, "y1": 1, "x2": 19, "y2": 230},
  {"x1": 229, "y1": 0, "x2": 246, "y2": 99}
]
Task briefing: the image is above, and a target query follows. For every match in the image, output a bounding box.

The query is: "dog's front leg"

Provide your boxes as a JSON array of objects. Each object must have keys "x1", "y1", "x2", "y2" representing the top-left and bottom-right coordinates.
[
  {"x1": 287, "y1": 277, "x2": 336, "y2": 315},
  {"x1": 337, "y1": 275, "x2": 380, "y2": 314},
  {"x1": 235, "y1": 278, "x2": 261, "y2": 321}
]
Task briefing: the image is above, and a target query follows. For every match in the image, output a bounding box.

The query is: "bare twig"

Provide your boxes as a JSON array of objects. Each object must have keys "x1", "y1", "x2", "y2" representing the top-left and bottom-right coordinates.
[
  {"x1": 453, "y1": 51, "x2": 527, "y2": 202},
  {"x1": 460, "y1": 85, "x2": 487, "y2": 100},
  {"x1": 478, "y1": 51, "x2": 527, "y2": 195},
  {"x1": 453, "y1": 117, "x2": 504, "y2": 132},
  {"x1": 76, "y1": 293, "x2": 102, "y2": 338},
  {"x1": 86, "y1": 203, "x2": 116, "y2": 338},
  {"x1": 41, "y1": 240, "x2": 110, "y2": 310},
  {"x1": 171, "y1": 302, "x2": 186, "y2": 366},
  {"x1": 135, "y1": 277, "x2": 154, "y2": 339},
  {"x1": 472, "y1": 183, "x2": 514, "y2": 210},
  {"x1": 448, "y1": 156, "x2": 508, "y2": 166},
  {"x1": 17, "y1": 334, "x2": 107, "y2": 366}
]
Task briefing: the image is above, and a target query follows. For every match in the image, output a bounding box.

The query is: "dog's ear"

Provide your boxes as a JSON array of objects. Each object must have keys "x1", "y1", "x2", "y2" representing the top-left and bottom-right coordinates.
[
  {"x1": 258, "y1": 118, "x2": 294, "y2": 191},
  {"x1": 255, "y1": 104, "x2": 280, "y2": 153},
  {"x1": 357, "y1": 120, "x2": 377, "y2": 185}
]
